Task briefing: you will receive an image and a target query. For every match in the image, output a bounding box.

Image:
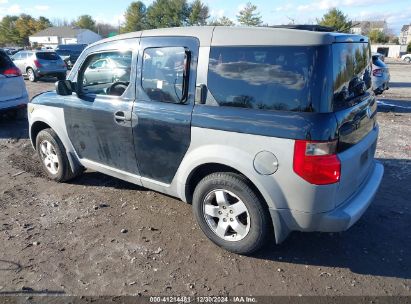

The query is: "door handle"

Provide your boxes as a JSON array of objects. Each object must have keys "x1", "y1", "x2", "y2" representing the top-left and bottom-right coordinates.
[{"x1": 114, "y1": 111, "x2": 131, "y2": 123}]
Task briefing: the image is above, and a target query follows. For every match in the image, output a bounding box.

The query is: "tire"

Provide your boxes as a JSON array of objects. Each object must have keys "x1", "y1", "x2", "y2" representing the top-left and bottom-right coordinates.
[
  {"x1": 405, "y1": 57, "x2": 411, "y2": 63},
  {"x1": 193, "y1": 172, "x2": 272, "y2": 255},
  {"x1": 27, "y1": 68, "x2": 37, "y2": 82},
  {"x1": 36, "y1": 128, "x2": 78, "y2": 182},
  {"x1": 57, "y1": 73, "x2": 66, "y2": 81}
]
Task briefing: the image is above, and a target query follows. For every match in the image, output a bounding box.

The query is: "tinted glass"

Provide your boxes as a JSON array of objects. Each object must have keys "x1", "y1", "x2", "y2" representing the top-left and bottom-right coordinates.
[
  {"x1": 207, "y1": 46, "x2": 329, "y2": 112},
  {"x1": 80, "y1": 51, "x2": 132, "y2": 96},
  {"x1": 36, "y1": 52, "x2": 60, "y2": 60},
  {"x1": 332, "y1": 43, "x2": 372, "y2": 111},
  {"x1": 0, "y1": 51, "x2": 14, "y2": 72},
  {"x1": 56, "y1": 50, "x2": 72, "y2": 56},
  {"x1": 141, "y1": 47, "x2": 187, "y2": 103}
]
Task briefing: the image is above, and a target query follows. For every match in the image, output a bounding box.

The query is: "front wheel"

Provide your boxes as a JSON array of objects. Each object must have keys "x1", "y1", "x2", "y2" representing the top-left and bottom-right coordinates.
[
  {"x1": 36, "y1": 128, "x2": 78, "y2": 182},
  {"x1": 193, "y1": 172, "x2": 272, "y2": 255},
  {"x1": 405, "y1": 57, "x2": 411, "y2": 63}
]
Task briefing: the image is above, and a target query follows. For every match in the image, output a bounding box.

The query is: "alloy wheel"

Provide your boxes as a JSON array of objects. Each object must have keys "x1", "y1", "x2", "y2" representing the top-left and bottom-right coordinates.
[
  {"x1": 39, "y1": 140, "x2": 59, "y2": 175},
  {"x1": 203, "y1": 189, "x2": 251, "y2": 242}
]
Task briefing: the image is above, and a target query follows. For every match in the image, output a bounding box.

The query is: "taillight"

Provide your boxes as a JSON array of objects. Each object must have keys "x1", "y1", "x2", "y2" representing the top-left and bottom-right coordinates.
[
  {"x1": 2, "y1": 67, "x2": 22, "y2": 77},
  {"x1": 293, "y1": 140, "x2": 341, "y2": 185},
  {"x1": 34, "y1": 60, "x2": 42, "y2": 68},
  {"x1": 373, "y1": 69, "x2": 383, "y2": 77}
]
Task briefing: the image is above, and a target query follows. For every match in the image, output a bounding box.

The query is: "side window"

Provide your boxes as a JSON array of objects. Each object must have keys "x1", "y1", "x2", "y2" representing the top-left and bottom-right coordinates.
[
  {"x1": 141, "y1": 47, "x2": 189, "y2": 103},
  {"x1": 13, "y1": 53, "x2": 22, "y2": 60},
  {"x1": 207, "y1": 46, "x2": 328, "y2": 112},
  {"x1": 79, "y1": 51, "x2": 132, "y2": 97}
]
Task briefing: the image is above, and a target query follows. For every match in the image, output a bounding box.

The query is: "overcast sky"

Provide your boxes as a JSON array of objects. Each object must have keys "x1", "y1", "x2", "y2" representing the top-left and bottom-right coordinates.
[{"x1": 0, "y1": 0, "x2": 409, "y2": 33}]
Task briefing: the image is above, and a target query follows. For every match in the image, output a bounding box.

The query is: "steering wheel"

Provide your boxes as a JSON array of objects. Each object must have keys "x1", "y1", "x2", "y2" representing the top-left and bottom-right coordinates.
[{"x1": 107, "y1": 81, "x2": 129, "y2": 96}]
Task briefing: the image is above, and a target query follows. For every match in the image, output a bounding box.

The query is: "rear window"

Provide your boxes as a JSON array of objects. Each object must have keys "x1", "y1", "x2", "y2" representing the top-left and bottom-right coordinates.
[
  {"x1": 332, "y1": 43, "x2": 372, "y2": 111},
  {"x1": 36, "y1": 52, "x2": 60, "y2": 60},
  {"x1": 207, "y1": 46, "x2": 329, "y2": 112},
  {"x1": 56, "y1": 50, "x2": 72, "y2": 56},
  {"x1": 0, "y1": 51, "x2": 14, "y2": 72}
]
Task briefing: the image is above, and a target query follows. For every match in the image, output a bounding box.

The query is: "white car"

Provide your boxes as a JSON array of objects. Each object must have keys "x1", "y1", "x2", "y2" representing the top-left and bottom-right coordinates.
[
  {"x1": 0, "y1": 49, "x2": 29, "y2": 117},
  {"x1": 401, "y1": 53, "x2": 411, "y2": 63}
]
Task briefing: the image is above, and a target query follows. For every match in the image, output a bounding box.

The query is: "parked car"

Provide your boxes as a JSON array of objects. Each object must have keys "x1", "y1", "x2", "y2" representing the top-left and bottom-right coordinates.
[
  {"x1": 372, "y1": 54, "x2": 390, "y2": 95},
  {"x1": 11, "y1": 50, "x2": 67, "y2": 82},
  {"x1": 0, "y1": 49, "x2": 29, "y2": 116},
  {"x1": 372, "y1": 52, "x2": 385, "y2": 62},
  {"x1": 28, "y1": 26, "x2": 384, "y2": 254},
  {"x1": 55, "y1": 44, "x2": 87, "y2": 69},
  {"x1": 83, "y1": 56, "x2": 131, "y2": 87},
  {"x1": 401, "y1": 53, "x2": 411, "y2": 63}
]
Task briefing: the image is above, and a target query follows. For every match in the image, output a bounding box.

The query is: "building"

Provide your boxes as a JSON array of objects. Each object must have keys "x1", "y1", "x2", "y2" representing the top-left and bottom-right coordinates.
[
  {"x1": 29, "y1": 26, "x2": 102, "y2": 48},
  {"x1": 351, "y1": 21, "x2": 387, "y2": 35},
  {"x1": 371, "y1": 44, "x2": 407, "y2": 58},
  {"x1": 399, "y1": 24, "x2": 411, "y2": 45}
]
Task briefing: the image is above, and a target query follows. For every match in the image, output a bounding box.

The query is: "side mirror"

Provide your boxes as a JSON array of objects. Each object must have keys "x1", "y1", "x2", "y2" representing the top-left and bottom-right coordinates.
[{"x1": 56, "y1": 80, "x2": 73, "y2": 96}]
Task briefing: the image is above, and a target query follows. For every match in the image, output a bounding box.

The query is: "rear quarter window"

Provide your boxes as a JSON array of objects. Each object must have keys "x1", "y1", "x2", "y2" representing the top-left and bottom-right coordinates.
[
  {"x1": 207, "y1": 46, "x2": 329, "y2": 112},
  {"x1": 0, "y1": 51, "x2": 14, "y2": 72},
  {"x1": 36, "y1": 52, "x2": 60, "y2": 60}
]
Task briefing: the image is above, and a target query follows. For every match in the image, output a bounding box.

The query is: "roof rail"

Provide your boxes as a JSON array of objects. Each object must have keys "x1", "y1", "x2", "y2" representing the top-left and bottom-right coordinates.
[{"x1": 269, "y1": 25, "x2": 336, "y2": 32}]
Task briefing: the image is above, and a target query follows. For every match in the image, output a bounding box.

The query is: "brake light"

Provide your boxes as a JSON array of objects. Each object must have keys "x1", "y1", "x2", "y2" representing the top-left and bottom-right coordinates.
[
  {"x1": 373, "y1": 69, "x2": 383, "y2": 77},
  {"x1": 34, "y1": 60, "x2": 42, "y2": 68},
  {"x1": 2, "y1": 67, "x2": 22, "y2": 77},
  {"x1": 293, "y1": 140, "x2": 341, "y2": 185}
]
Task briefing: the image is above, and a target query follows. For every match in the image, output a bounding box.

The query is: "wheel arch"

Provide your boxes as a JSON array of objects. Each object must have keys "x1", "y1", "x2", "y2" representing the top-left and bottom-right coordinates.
[{"x1": 29, "y1": 113, "x2": 82, "y2": 176}]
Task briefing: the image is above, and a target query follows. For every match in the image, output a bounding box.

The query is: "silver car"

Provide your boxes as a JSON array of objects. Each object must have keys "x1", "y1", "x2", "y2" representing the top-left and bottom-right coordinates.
[
  {"x1": 0, "y1": 50, "x2": 29, "y2": 116},
  {"x1": 372, "y1": 54, "x2": 390, "y2": 95},
  {"x1": 12, "y1": 50, "x2": 67, "y2": 82}
]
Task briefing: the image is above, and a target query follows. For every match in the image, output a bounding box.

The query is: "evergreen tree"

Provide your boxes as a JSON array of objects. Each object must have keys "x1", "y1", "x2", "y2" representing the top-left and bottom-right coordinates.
[
  {"x1": 122, "y1": 1, "x2": 147, "y2": 33},
  {"x1": 237, "y1": 2, "x2": 262, "y2": 26}
]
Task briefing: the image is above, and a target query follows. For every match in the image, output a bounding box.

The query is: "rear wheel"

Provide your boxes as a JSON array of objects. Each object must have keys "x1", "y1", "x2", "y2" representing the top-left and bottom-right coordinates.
[
  {"x1": 193, "y1": 172, "x2": 272, "y2": 255},
  {"x1": 36, "y1": 128, "x2": 79, "y2": 182},
  {"x1": 27, "y1": 68, "x2": 37, "y2": 82}
]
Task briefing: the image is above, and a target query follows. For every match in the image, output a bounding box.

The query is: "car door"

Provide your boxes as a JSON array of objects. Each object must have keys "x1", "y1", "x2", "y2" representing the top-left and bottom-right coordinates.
[
  {"x1": 64, "y1": 39, "x2": 140, "y2": 175},
  {"x1": 12, "y1": 52, "x2": 25, "y2": 72},
  {"x1": 133, "y1": 36, "x2": 199, "y2": 185}
]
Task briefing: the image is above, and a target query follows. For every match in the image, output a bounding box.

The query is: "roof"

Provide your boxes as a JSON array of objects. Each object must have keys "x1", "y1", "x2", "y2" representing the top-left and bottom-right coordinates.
[
  {"x1": 401, "y1": 25, "x2": 410, "y2": 32},
  {"x1": 31, "y1": 26, "x2": 88, "y2": 38},
  {"x1": 352, "y1": 21, "x2": 387, "y2": 29},
  {"x1": 90, "y1": 26, "x2": 368, "y2": 49}
]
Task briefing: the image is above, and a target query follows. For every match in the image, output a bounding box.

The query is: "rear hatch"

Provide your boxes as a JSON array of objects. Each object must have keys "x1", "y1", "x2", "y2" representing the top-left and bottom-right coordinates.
[
  {"x1": 36, "y1": 52, "x2": 65, "y2": 70},
  {"x1": 0, "y1": 51, "x2": 24, "y2": 102},
  {"x1": 331, "y1": 41, "x2": 378, "y2": 207}
]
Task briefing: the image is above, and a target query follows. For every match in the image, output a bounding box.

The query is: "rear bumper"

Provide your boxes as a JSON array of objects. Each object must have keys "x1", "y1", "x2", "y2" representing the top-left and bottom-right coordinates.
[
  {"x1": 0, "y1": 94, "x2": 29, "y2": 112},
  {"x1": 372, "y1": 77, "x2": 390, "y2": 94},
  {"x1": 36, "y1": 68, "x2": 67, "y2": 77},
  {"x1": 270, "y1": 160, "x2": 384, "y2": 242}
]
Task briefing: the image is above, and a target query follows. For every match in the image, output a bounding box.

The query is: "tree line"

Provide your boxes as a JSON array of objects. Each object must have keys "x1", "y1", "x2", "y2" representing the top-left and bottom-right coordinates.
[
  {"x1": 0, "y1": 2, "x2": 401, "y2": 47},
  {"x1": 0, "y1": 1, "x2": 262, "y2": 46}
]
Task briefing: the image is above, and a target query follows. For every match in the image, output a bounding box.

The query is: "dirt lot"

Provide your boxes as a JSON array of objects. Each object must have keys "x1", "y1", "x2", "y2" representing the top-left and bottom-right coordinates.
[{"x1": 0, "y1": 61, "x2": 410, "y2": 297}]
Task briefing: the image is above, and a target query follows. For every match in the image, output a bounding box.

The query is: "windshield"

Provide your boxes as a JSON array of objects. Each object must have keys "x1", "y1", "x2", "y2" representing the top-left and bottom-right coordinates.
[{"x1": 36, "y1": 52, "x2": 60, "y2": 60}]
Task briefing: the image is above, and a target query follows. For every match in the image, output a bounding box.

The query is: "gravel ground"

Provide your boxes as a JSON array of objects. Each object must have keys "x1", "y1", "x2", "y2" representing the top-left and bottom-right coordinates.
[{"x1": 0, "y1": 61, "x2": 410, "y2": 297}]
